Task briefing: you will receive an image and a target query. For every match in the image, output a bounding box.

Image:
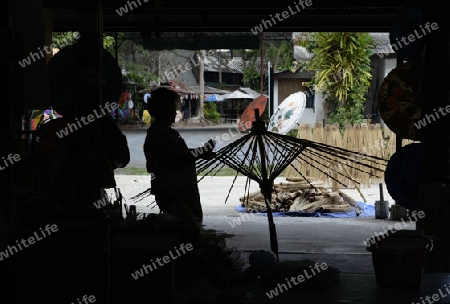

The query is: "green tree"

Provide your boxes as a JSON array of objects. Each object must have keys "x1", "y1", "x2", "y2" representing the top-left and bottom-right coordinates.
[
  {"x1": 52, "y1": 32, "x2": 115, "y2": 51},
  {"x1": 264, "y1": 41, "x2": 296, "y2": 72},
  {"x1": 298, "y1": 32, "x2": 374, "y2": 127},
  {"x1": 232, "y1": 41, "x2": 296, "y2": 92}
]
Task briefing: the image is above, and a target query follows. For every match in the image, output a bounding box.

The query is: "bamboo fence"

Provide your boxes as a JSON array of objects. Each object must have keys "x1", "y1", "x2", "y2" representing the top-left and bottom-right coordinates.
[{"x1": 286, "y1": 122, "x2": 407, "y2": 189}]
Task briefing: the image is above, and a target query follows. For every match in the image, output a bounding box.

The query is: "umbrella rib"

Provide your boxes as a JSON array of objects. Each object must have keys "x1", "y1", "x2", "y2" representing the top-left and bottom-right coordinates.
[
  {"x1": 305, "y1": 147, "x2": 385, "y2": 178},
  {"x1": 298, "y1": 138, "x2": 388, "y2": 173},
  {"x1": 197, "y1": 161, "x2": 227, "y2": 182},
  {"x1": 295, "y1": 153, "x2": 349, "y2": 188},
  {"x1": 285, "y1": 162, "x2": 319, "y2": 190},
  {"x1": 218, "y1": 135, "x2": 258, "y2": 179},
  {"x1": 266, "y1": 133, "x2": 307, "y2": 177},
  {"x1": 296, "y1": 153, "x2": 360, "y2": 187},
  {"x1": 243, "y1": 176, "x2": 252, "y2": 208},
  {"x1": 224, "y1": 170, "x2": 241, "y2": 205},
  {"x1": 299, "y1": 138, "x2": 388, "y2": 166}
]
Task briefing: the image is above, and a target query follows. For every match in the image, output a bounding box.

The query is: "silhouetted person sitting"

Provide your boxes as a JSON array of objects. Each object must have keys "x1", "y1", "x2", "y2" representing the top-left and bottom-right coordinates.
[{"x1": 143, "y1": 88, "x2": 215, "y2": 236}]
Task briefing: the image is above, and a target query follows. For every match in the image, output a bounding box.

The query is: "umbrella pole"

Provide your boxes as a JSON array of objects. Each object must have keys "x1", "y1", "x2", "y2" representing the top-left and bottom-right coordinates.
[
  {"x1": 263, "y1": 191, "x2": 279, "y2": 262},
  {"x1": 254, "y1": 108, "x2": 279, "y2": 262}
]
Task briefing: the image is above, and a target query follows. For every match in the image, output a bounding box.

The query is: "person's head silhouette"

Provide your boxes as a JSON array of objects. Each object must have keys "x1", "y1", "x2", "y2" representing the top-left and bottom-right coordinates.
[{"x1": 147, "y1": 88, "x2": 180, "y2": 126}]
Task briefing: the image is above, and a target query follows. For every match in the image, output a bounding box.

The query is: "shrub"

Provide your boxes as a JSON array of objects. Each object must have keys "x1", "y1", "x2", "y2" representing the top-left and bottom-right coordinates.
[{"x1": 204, "y1": 103, "x2": 220, "y2": 123}]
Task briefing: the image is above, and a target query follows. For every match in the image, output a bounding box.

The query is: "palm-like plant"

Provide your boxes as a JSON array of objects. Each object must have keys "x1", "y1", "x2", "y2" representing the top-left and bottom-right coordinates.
[{"x1": 299, "y1": 33, "x2": 374, "y2": 127}]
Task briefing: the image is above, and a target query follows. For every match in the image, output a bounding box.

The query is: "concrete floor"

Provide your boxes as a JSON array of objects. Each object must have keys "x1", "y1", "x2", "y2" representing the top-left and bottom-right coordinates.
[{"x1": 109, "y1": 175, "x2": 415, "y2": 274}]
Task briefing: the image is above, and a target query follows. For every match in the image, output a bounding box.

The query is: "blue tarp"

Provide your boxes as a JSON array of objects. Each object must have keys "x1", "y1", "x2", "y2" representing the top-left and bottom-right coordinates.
[{"x1": 235, "y1": 202, "x2": 375, "y2": 218}]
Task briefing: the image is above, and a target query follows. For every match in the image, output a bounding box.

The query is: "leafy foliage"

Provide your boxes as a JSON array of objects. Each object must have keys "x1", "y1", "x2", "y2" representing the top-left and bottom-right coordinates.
[
  {"x1": 264, "y1": 41, "x2": 296, "y2": 72},
  {"x1": 204, "y1": 102, "x2": 221, "y2": 123},
  {"x1": 242, "y1": 64, "x2": 260, "y2": 89},
  {"x1": 51, "y1": 32, "x2": 80, "y2": 50},
  {"x1": 233, "y1": 41, "x2": 297, "y2": 91},
  {"x1": 117, "y1": 39, "x2": 163, "y2": 88},
  {"x1": 327, "y1": 99, "x2": 365, "y2": 126},
  {"x1": 298, "y1": 32, "x2": 374, "y2": 127},
  {"x1": 52, "y1": 32, "x2": 115, "y2": 51}
]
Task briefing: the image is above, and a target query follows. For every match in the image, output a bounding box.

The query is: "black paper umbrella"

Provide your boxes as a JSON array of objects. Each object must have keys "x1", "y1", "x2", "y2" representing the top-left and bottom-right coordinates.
[
  {"x1": 131, "y1": 110, "x2": 387, "y2": 261},
  {"x1": 196, "y1": 110, "x2": 388, "y2": 261}
]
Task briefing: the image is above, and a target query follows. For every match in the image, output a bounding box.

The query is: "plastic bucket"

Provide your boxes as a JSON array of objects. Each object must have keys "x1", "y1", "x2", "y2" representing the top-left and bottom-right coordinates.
[{"x1": 366, "y1": 230, "x2": 433, "y2": 289}]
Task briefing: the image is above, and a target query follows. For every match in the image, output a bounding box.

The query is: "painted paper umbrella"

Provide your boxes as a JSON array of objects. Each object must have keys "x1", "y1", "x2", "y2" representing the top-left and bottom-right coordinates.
[
  {"x1": 238, "y1": 95, "x2": 268, "y2": 132},
  {"x1": 378, "y1": 62, "x2": 422, "y2": 141},
  {"x1": 267, "y1": 92, "x2": 306, "y2": 135}
]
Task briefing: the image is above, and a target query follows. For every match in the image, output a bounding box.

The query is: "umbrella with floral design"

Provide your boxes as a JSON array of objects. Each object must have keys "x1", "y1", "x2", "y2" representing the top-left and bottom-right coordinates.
[{"x1": 267, "y1": 92, "x2": 306, "y2": 135}]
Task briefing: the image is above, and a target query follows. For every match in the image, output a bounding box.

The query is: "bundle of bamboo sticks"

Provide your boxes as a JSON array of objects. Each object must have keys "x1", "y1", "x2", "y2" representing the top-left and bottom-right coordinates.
[
  {"x1": 239, "y1": 177, "x2": 358, "y2": 214},
  {"x1": 287, "y1": 122, "x2": 393, "y2": 188}
]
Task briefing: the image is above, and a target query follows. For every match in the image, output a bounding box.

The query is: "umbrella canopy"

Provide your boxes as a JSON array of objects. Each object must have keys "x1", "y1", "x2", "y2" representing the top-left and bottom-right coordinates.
[
  {"x1": 205, "y1": 94, "x2": 225, "y2": 102},
  {"x1": 195, "y1": 109, "x2": 388, "y2": 261},
  {"x1": 225, "y1": 90, "x2": 254, "y2": 100},
  {"x1": 267, "y1": 92, "x2": 306, "y2": 135},
  {"x1": 238, "y1": 95, "x2": 268, "y2": 132},
  {"x1": 131, "y1": 109, "x2": 389, "y2": 261}
]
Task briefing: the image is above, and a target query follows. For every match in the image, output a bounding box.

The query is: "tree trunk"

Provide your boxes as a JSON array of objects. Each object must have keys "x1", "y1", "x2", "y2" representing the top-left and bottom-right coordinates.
[
  {"x1": 190, "y1": 50, "x2": 211, "y2": 124},
  {"x1": 197, "y1": 49, "x2": 205, "y2": 118}
]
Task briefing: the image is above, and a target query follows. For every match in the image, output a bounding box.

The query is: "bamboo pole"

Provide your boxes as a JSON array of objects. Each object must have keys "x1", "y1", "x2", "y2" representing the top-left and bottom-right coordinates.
[{"x1": 310, "y1": 122, "x2": 324, "y2": 179}]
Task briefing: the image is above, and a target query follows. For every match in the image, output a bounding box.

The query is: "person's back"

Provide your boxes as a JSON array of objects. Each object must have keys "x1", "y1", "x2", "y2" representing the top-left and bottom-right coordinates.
[
  {"x1": 144, "y1": 121, "x2": 202, "y2": 221},
  {"x1": 143, "y1": 88, "x2": 215, "y2": 233}
]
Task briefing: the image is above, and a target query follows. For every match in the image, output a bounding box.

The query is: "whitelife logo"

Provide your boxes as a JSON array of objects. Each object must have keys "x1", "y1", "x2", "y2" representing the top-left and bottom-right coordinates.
[
  {"x1": 70, "y1": 294, "x2": 96, "y2": 304},
  {"x1": 378, "y1": 22, "x2": 439, "y2": 58},
  {"x1": 250, "y1": 0, "x2": 313, "y2": 35},
  {"x1": 131, "y1": 243, "x2": 193, "y2": 280},
  {"x1": 414, "y1": 105, "x2": 450, "y2": 130},
  {"x1": 411, "y1": 284, "x2": 450, "y2": 304},
  {"x1": 0, "y1": 153, "x2": 21, "y2": 171},
  {"x1": 363, "y1": 210, "x2": 425, "y2": 246},
  {"x1": 265, "y1": 262, "x2": 329, "y2": 299},
  {"x1": 228, "y1": 212, "x2": 255, "y2": 228},
  {"x1": 0, "y1": 224, "x2": 58, "y2": 261},
  {"x1": 116, "y1": 0, "x2": 149, "y2": 16},
  {"x1": 93, "y1": 196, "x2": 110, "y2": 209},
  {"x1": 18, "y1": 32, "x2": 80, "y2": 68},
  {"x1": 55, "y1": 102, "x2": 117, "y2": 139}
]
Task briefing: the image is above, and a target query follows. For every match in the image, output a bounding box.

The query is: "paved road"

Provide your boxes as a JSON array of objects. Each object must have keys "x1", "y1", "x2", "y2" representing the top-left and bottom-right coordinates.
[{"x1": 123, "y1": 126, "x2": 246, "y2": 167}]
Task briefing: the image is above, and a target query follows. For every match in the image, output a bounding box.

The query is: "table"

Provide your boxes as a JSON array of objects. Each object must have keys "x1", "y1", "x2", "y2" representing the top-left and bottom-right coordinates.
[{"x1": 241, "y1": 273, "x2": 450, "y2": 303}]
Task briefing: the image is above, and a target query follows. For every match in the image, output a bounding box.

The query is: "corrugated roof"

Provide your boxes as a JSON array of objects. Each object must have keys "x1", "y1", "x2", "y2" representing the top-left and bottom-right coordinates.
[
  {"x1": 240, "y1": 87, "x2": 261, "y2": 98},
  {"x1": 292, "y1": 32, "x2": 396, "y2": 59},
  {"x1": 370, "y1": 33, "x2": 396, "y2": 57},
  {"x1": 227, "y1": 57, "x2": 266, "y2": 73},
  {"x1": 201, "y1": 54, "x2": 242, "y2": 74},
  {"x1": 139, "y1": 80, "x2": 196, "y2": 94},
  {"x1": 189, "y1": 85, "x2": 231, "y2": 94}
]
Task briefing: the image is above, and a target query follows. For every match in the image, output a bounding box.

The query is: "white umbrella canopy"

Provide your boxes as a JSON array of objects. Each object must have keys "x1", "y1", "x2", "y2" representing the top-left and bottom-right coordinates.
[
  {"x1": 225, "y1": 90, "x2": 254, "y2": 99},
  {"x1": 223, "y1": 90, "x2": 254, "y2": 120},
  {"x1": 267, "y1": 91, "x2": 307, "y2": 135}
]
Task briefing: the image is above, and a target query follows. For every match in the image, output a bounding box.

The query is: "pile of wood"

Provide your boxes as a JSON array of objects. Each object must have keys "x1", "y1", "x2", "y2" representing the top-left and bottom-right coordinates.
[{"x1": 239, "y1": 177, "x2": 360, "y2": 214}]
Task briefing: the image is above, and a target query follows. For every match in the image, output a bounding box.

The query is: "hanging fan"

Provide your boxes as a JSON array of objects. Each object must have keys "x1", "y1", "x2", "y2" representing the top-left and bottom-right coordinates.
[{"x1": 378, "y1": 62, "x2": 422, "y2": 141}]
